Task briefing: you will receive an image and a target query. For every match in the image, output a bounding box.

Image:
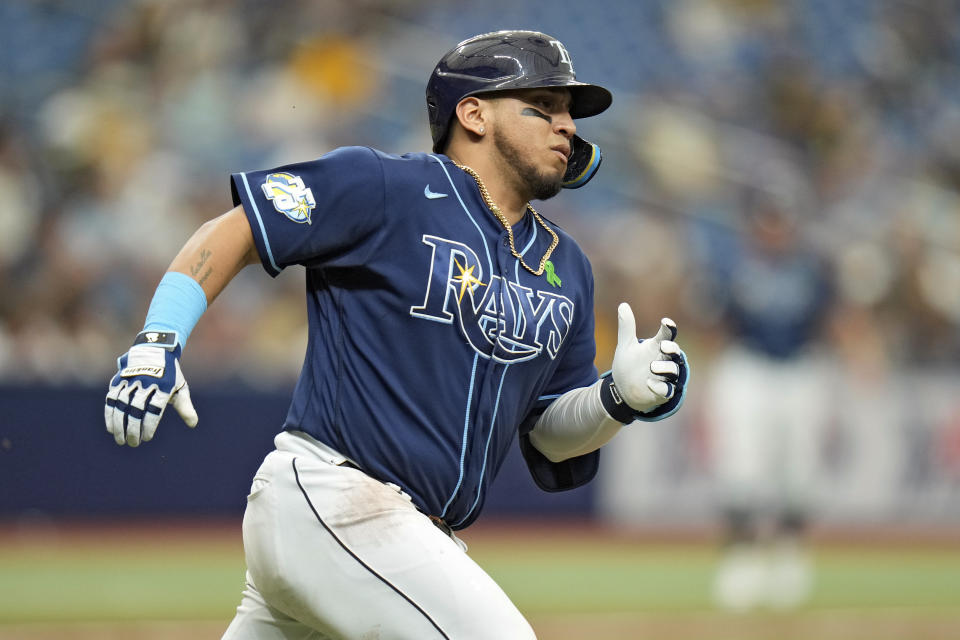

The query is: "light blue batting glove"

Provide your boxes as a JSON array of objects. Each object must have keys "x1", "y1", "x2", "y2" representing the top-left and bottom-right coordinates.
[{"x1": 104, "y1": 331, "x2": 198, "y2": 447}]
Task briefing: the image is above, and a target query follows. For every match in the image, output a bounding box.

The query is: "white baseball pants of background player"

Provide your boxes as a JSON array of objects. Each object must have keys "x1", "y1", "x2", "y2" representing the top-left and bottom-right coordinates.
[
  {"x1": 705, "y1": 344, "x2": 833, "y2": 611},
  {"x1": 706, "y1": 344, "x2": 831, "y2": 511},
  {"x1": 222, "y1": 431, "x2": 536, "y2": 640}
]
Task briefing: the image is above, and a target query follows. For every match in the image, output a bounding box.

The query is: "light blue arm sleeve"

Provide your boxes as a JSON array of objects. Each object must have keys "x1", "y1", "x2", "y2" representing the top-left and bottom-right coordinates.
[{"x1": 143, "y1": 271, "x2": 208, "y2": 348}]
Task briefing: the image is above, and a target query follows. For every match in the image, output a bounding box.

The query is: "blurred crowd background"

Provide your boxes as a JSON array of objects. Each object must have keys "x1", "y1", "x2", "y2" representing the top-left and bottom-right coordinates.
[{"x1": 2, "y1": 0, "x2": 960, "y2": 525}]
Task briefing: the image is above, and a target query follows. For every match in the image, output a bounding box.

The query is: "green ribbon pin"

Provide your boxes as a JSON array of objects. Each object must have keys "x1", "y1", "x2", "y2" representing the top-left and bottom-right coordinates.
[{"x1": 544, "y1": 260, "x2": 561, "y2": 288}]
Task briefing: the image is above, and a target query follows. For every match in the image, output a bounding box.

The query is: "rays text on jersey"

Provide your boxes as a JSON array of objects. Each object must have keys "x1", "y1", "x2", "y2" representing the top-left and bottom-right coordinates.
[{"x1": 410, "y1": 235, "x2": 574, "y2": 363}]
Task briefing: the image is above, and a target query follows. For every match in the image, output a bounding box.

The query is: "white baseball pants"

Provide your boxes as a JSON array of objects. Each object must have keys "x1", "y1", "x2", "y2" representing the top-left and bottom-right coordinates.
[{"x1": 221, "y1": 431, "x2": 536, "y2": 640}]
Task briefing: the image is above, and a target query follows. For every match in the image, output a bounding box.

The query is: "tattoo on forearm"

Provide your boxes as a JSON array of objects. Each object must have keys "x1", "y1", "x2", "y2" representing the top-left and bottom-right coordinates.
[
  {"x1": 521, "y1": 107, "x2": 552, "y2": 123},
  {"x1": 197, "y1": 266, "x2": 213, "y2": 286},
  {"x1": 190, "y1": 248, "x2": 212, "y2": 278}
]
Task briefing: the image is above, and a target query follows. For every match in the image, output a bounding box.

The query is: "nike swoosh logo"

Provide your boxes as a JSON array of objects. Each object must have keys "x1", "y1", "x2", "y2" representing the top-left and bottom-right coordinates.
[{"x1": 424, "y1": 184, "x2": 448, "y2": 199}]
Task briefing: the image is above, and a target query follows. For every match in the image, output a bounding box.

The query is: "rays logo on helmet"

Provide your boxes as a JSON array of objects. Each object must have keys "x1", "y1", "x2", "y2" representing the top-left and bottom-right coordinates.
[
  {"x1": 549, "y1": 40, "x2": 573, "y2": 71},
  {"x1": 262, "y1": 172, "x2": 316, "y2": 224}
]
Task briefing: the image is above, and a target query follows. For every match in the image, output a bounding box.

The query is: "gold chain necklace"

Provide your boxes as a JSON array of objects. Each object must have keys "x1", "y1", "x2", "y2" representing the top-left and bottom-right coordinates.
[{"x1": 453, "y1": 162, "x2": 559, "y2": 276}]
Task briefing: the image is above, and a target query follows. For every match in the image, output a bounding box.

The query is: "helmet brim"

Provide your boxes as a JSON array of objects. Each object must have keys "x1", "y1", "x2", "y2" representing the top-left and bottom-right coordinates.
[
  {"x1": 567, "y1": 83, "x2": 613, "y2": 119},
  {"x1": 470, "y1": 78, "x2": 612, "y2": 119}
]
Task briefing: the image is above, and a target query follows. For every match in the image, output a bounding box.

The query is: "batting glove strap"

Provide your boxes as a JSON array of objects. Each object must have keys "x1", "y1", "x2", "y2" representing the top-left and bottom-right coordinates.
[
  {"x1": 599, "y1": 374, "x2": 642, "y2": 424},
  {"x1": 132, "y1": 330, "x2": 179, "y2": 350}
]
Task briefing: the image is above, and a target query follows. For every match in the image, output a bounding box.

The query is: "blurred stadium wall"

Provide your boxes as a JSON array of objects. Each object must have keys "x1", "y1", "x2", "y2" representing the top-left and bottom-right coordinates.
[{"x1": 1, "y1": 0, "x2": 959, "y2": 527}]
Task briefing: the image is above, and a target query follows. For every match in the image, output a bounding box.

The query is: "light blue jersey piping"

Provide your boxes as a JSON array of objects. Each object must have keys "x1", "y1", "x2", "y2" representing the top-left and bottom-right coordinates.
[
  {"x1": 239, "y1": 172, "x2": 281, "y2": 273},
  {"x1": 450, "y1": 205, "x2": 540, "y2": 526},
  {"x1": 430, "y1": 155, "x2": 496, "y2": 519}
]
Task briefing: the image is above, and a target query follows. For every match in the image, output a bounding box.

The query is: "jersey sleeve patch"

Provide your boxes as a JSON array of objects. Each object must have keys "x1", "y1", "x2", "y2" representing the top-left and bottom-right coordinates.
[{"x1": 261, "y1": 172, "x2": 317, "y2": 224}]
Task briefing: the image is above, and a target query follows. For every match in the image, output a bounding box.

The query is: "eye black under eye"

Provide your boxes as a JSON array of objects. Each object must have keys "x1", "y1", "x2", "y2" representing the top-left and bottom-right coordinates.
[{"x1": 521, "y1": 107, "x2": 553, "y2": 123}]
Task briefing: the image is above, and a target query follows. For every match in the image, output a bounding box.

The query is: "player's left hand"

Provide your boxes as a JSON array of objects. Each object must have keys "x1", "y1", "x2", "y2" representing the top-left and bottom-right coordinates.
[
  {"x1": 104, "y1": 333, "x2": 198, "y2": 447},
  {"x1": 611, "y1": 302, "x2": 686, "y2": 414}
]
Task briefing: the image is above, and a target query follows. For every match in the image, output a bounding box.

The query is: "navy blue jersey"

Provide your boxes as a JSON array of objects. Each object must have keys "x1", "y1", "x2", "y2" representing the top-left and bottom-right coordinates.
[
  {"x1": 721, "y1": 249, "x2": 832, "y2": 359},
  {"x1": 231, "y1": 147, "x2": 600, "y2": 529}
]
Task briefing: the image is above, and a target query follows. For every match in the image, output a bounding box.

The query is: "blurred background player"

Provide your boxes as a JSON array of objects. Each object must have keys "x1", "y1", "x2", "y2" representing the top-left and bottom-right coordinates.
[{"x1": 702, "y1": 177, "x2": 836, "y2": 612}]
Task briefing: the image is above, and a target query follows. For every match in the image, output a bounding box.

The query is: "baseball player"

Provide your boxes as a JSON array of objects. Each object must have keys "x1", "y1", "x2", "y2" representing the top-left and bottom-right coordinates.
[
  {"x1": 104, "y1": 30, "x2": 688, "y2": 639},
  {"x1": 704, "y1": 185, "x2": 834, "y2": 612}
]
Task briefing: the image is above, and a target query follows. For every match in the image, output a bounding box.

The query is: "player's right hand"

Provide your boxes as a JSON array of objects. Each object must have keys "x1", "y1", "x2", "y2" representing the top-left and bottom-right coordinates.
[{"x1": 104, "y1": 331, "x2": 198, "y2": 447}]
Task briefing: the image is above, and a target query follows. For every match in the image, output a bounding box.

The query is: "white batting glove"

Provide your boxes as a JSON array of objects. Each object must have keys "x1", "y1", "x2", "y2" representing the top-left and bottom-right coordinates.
[
  {"x1": 601, "y1": 303, "x2": 688, "y2": 423},
  {"x1": 104, "y1": 331, "x2": 198, "y2": 447}
]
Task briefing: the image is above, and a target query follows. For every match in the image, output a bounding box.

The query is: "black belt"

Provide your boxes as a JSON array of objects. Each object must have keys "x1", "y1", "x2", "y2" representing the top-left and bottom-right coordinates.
[{"x1": 428, "y1": 515, "x2": 454, "y2": 536}]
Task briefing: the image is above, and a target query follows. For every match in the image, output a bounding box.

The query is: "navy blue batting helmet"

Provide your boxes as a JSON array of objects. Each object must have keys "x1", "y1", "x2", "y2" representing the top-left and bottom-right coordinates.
[{"x1": 426, "y1": 30, "x2": 613, "y2": 189}]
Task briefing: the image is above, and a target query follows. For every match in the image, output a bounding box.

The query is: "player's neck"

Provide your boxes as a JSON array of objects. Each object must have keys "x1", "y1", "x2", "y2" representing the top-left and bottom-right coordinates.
[{"x1": 448, "y1": 149, "x2": 528, "y2": 226}]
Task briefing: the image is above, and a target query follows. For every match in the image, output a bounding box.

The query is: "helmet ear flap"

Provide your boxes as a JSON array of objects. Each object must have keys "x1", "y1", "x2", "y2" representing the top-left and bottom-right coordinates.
[{"x1": 562, "y1": 135, "x2": 602, "y2": 189}]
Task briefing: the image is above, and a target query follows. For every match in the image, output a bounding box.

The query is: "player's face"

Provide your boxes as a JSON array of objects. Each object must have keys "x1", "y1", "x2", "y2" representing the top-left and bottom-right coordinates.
[{"x1": 489, "y1": 88, "x2": 575, "y2": 200}]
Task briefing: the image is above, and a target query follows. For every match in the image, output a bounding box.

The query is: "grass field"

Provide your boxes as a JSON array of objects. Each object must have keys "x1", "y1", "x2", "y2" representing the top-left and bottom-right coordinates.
[{"x1": 1, "y1": 519, "x2": 958, "y2": 639}]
